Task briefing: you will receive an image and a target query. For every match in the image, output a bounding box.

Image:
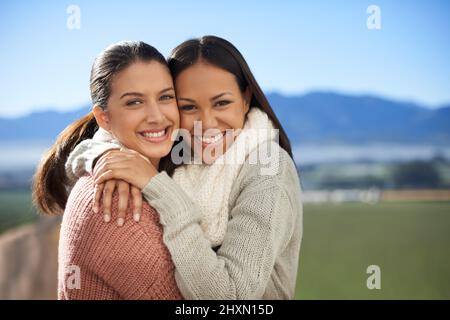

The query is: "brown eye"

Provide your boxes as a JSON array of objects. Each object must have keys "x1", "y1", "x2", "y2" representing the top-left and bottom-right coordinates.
[
  {"x1": 126, "y1": 100, "x2": 143, "y2": 106},
  {"x1": 179, "y1": 105, "x2": 196, "y2": 111},
  {"x1": 160, "y1": 94, "x2": 175, "y2": 101},
  {"x1": 215, "y1": 100, "x2": 231, "y2": 107}
]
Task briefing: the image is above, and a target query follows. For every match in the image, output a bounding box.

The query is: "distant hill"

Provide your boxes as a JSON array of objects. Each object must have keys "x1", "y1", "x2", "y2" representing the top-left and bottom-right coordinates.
[
  {"x1": 0, "y1": 106, "x2": 90, "y2": 141},
  {"x1": 1, "y1": 92, "x2": 449, "y2": 145},
  {"x1": 267, "y1": 92, "x2": 450, "y2": 145}
]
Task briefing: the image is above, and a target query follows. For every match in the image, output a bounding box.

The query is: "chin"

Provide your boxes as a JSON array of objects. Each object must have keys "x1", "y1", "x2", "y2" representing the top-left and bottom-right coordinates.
[{"x1": 141, "y1": 145, "x2": 171, "y2": 161}]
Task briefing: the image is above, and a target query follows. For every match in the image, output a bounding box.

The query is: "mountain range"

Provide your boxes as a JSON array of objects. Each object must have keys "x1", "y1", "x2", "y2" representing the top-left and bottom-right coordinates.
[{"x1": 1, "y1": 92, "x2": 449, "y2": 145}]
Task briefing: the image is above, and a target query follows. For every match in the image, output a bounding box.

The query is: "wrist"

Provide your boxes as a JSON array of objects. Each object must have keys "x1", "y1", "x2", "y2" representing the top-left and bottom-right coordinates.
[
  {"x1": 92, "y1": 148, "x2": 120, "y2": 171},
  {"x1": 139, "y1": 168, "x2": 158, "y2": 190}
]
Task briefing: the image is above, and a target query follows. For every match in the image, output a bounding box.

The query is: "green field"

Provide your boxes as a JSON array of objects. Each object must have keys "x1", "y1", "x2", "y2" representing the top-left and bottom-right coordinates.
[
  {"x1": 295, "y1": 202, "x2": 450, "y2": 299},
  {"x1": 0, "y1": 191, "x2": 38, "y2": 234},
  {"x1": 1, "y1": 192, "x2": 449, "y2": 299}
]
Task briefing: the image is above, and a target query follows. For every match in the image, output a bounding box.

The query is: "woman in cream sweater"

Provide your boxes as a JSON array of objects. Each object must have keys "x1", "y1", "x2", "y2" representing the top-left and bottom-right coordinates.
[{"x1": 67, "y1": 36, "x2": 303, "y2": 300}]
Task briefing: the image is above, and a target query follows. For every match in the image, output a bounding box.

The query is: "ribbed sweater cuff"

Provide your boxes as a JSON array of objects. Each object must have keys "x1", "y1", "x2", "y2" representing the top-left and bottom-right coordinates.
[{"x1": 142, "y1": 171, "x2": 201, "y2": 227}]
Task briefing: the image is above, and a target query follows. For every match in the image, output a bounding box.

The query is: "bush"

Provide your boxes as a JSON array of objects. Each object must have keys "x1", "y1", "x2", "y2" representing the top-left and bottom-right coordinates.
[{"x1": 391, "y1": 160, "x2": 441, "y2": 189}]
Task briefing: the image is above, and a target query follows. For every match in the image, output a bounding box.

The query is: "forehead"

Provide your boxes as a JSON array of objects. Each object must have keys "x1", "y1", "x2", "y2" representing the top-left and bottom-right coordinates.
[
  {"x1": 110, "y1": 61, "x2": 172, "y2": 94},
  {"x1": 174, "y1": 62, "x2": 240, "y2": 95}
]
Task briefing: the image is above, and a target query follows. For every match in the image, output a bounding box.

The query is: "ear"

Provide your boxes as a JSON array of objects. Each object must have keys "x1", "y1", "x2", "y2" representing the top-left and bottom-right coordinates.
[
  {"x1": 243, "y1": 87, "x2": 251, "y2": 114},
  {"x1": 92, "y1": 105, "x2": 111, "y2": 132}
]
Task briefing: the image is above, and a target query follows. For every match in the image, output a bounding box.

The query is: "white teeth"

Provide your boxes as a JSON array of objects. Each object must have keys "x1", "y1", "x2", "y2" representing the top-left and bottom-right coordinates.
[
  {"x1": 199, "y1": 133, "x2": 223, "y2": 144},
  {"x1": 142, "y1": 130, "x2": 165, "y2": 138}
]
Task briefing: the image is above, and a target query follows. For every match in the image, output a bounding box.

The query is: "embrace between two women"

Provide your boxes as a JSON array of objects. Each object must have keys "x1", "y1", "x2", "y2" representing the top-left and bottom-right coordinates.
[{"x1": 33, "y1": 36, "x2": 303, "y2": 300}]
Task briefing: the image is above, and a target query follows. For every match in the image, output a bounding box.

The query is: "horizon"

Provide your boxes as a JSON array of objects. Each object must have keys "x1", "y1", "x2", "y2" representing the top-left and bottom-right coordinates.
[{"x1": 1, "y1": 89, "x2": 448, "y2": 120}]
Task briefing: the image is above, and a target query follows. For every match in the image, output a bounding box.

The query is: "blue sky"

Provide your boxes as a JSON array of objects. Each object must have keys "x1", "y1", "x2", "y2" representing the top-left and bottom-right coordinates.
[{"x1": 0, "y1": 0, "x2": 449, "y2": 117}]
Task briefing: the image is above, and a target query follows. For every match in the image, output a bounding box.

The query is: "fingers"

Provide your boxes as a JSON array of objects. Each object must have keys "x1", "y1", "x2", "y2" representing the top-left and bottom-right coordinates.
[
  {"x1": 95, "y1": 169, "x2": 119, "y2": 185},
  {"x1": 93, "y1": 156, "x2": 132, "y2": 179},
  {"x1": 93, "y1": 182, "x2": 105, "y2": 214},
  {"x1": 130, "y1": 186, "x2": 142, "y2": 222},
  {"x1": 92, "y1": 148, "x2": 120, "y2": 171},
  {"x1": 102, "y1": 149, "x2": 136, "y2": 160},
  {"x1": 93, "y1": 149, "x2": 124, "y2": 172},
  {"x1": 116, "y1": 181, "x2": 130, "y2": 227},
  {"x1": 102, "y1": 179, "x2": 116, "y2": 223},
  {"x1": 94, "y1": 179, "x2": 134, "y2": 227},
  {"x1": 93, "y1": 149, "x2": 135, "y2": 173}
]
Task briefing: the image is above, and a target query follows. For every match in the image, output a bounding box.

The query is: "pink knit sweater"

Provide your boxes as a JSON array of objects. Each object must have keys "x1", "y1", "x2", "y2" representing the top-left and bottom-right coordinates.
[{"x1": 58, "y1": 176, "x2": 183, "y2": 300}]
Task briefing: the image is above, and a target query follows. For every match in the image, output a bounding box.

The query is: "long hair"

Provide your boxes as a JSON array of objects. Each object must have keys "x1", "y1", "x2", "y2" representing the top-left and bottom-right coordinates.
[
  {"x1": 168, "y1": 35, "x2": 293, "y2": 158},
  {"x1": 32, "y1": 41, "x2": 167, "y2": 215}
]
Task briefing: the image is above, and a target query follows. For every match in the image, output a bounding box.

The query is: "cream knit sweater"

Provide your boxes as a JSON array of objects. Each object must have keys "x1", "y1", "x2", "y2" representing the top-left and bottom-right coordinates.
[
  {"x1": 142, "y1": 146, "x2": 303, "y2": 299},
  {"x1": 171, "y1": 107, "x2": 277, "y2": 246}
]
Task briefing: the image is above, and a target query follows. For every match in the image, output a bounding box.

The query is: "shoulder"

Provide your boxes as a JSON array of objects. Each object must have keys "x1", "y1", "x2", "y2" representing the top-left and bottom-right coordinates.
[
  {"x1": 229, "y1": 141, "x2": 302, "y2": 220},
  {"x1": 64, "y1": 176, "x2": 164, "y2": 250},
  {"x1": 235, "y1": 141, "x2": 301, "y2": 196},
  {"x1": 228, "y1": 142, "x2": 303, "y2": 246},
  {"x1": 64, "y1": 175, "x2": 95, "y2": 221},
  {"x1": 61, "y1": 179, "x2": 178, "y2": 299}
]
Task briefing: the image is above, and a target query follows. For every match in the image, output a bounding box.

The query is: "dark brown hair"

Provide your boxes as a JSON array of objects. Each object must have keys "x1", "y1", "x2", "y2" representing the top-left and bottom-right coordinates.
[
  {"x1": 168, "y1": 35, "x2": 293, "y2": 158},
  {"x1": 32, "y1": 41, "x2": 167, "y2": 215}
]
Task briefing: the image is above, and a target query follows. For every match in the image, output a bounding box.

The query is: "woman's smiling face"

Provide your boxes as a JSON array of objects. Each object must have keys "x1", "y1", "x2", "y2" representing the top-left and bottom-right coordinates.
[
  {"x1": 94, "y1": 60, "x2": 179, "y2": 167},
  {"x1": 174, "y1": 62, "x2": 250, "y2": 163}
]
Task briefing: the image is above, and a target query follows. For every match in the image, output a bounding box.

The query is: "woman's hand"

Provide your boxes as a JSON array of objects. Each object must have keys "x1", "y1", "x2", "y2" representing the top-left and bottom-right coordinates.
[
  {"x1": 91, "y1": 149, "x2": 158, "y2": 226},
  {"x1": 93, "y1": 180, "x2": 142, "y2": 226},
  {"x1": 93, "y1": 149, "x2": 158, "y2": 189}
]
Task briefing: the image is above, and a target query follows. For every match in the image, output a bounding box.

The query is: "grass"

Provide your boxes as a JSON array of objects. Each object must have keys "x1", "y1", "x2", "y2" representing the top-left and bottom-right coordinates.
[
  {"x1": 1, "y1": 191, "x2": 449, "y2": 299},
  {"x1": 295, "y1": 202, "x2": 450, "y2": 299},
  {"x1": 0, "y1": 190, "x2": 39, "y2": 234}
]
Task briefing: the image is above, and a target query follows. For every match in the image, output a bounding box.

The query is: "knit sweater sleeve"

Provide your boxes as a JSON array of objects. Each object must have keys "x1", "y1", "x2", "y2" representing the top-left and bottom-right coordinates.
[
  {"x1": 141, "y1": 157, "x2": 299, "y2": 299},
  {"x1": 65, "y1": 139, "x2": 121, "y2": 188}
]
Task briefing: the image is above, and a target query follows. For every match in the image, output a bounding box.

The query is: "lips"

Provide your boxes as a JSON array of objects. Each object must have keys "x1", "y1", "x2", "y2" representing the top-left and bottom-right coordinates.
[
  {"x1": 193, "y1": 132, "x2": 225, "y2": 147},
  {"x1": 138, "y1": 126, "x2": 171, "y2": 143}
]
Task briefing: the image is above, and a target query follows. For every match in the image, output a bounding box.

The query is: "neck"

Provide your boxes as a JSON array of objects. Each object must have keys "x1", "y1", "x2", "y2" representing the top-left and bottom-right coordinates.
[{"x1": 149, "y1": 158, "x2": 160, "y2": 169}]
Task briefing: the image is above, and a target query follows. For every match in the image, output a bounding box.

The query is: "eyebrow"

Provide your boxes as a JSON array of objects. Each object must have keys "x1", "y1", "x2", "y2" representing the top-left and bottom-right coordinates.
[
  {"x1": 159, "y1": 87, "x2": 175, "y2": 94},
  {"x1": 120, "y1": 92, "x2": 144, "y2": 99},
  {"x1": 178, "y1": 92, "x2": 233, "y2": 103},
  {"x1": 120, "y1": 87, "x2": 174, "y2": 99},
  {"x1": 211, "y1": 92, "x2": 232, "y2": 101}
]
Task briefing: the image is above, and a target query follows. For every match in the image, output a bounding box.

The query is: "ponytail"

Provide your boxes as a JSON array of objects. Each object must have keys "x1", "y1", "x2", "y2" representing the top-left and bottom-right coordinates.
[{"x1": 32, "y1": 113, "x2": 98, "y2": 214}]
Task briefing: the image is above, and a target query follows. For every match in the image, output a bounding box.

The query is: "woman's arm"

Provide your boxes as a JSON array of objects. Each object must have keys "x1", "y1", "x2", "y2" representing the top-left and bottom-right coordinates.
[
  {"x1": 141, "y1": 168, "x2": 298, "y2": 299},
  {"x1": 65, "y1": 138, "x2": 121, "y2": 185},
  {"x1": 65, "y1": 138, "x2": 146, "y2": 224}
]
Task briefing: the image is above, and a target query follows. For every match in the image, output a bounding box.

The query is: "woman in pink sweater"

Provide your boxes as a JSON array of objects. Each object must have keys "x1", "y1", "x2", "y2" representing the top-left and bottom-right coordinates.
[{"x1": 33, "y1": 41, "x2": 183, "y2": 299}]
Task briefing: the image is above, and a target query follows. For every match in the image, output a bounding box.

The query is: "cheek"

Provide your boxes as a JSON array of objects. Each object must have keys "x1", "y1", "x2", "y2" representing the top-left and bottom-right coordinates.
[
  {"x1": 109, "y1": 110, "x2": 140, "y2": 136},
  {"x1": 227, "y1": 105, "x2": 247, "y2": 129},
  {"x1": 180, "y1": 114, "x2": 195, "y2": 132},
  {"x1": 165, "y1": 104, "x2": 180, "y2": 128}
]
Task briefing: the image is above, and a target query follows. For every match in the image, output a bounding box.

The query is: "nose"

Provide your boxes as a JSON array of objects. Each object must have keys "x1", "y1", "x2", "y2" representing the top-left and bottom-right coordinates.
[
  {"x1": 145, "y1": 100, "x2": 165, "y2": 124},
  {"x1": 199, "y1": 109, "x2": 219, "y2": 130}
]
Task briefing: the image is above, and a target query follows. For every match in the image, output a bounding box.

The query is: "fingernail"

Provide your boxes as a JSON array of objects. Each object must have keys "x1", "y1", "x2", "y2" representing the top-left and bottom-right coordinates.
[
  {"x1": 104, "y1": 214, "x2": 110, "y2": 223},
  {"x1": 133, "y1": 213, "x2": 140, "y2": 222},
  {"x1": 117, "y1": 218, "x2": 124, "y2": 227},
  {"x1": 93, "y1": 206, "x2": 98, "y2": 214}
]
